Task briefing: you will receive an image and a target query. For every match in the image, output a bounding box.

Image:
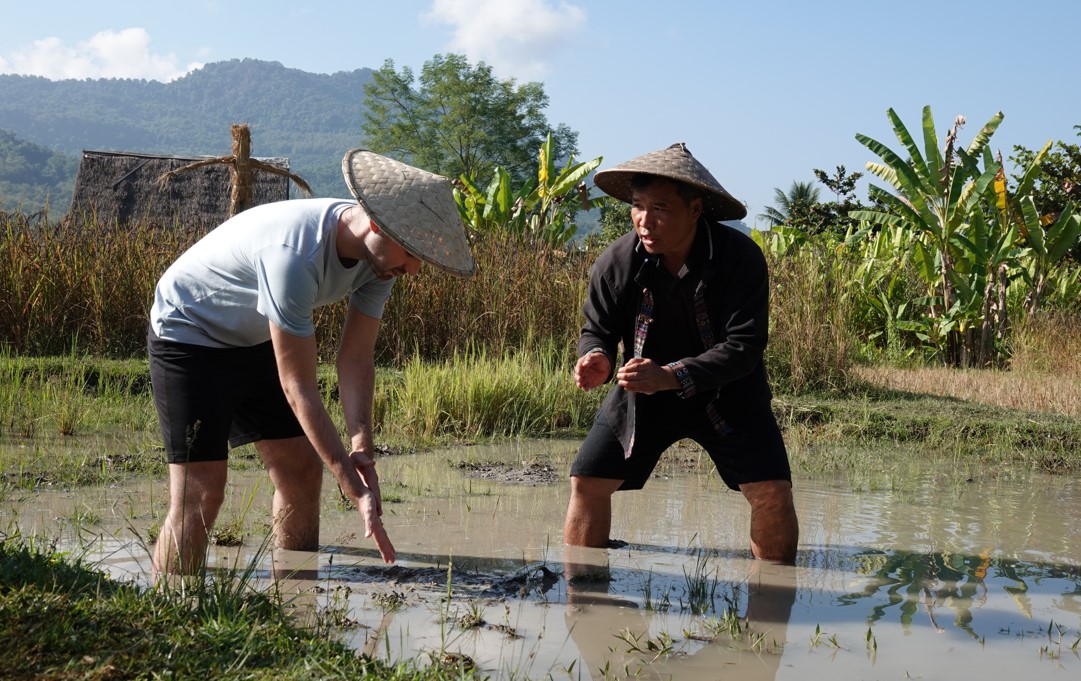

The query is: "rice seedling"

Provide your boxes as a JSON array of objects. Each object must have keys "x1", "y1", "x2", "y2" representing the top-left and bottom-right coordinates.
[
  {"x1": 372, "y1": 590, "x2": 408, "y2": 614},
  {"x1": 687, "y1": 607, "x2": 745, "y2": 642},
  {"x1": 62, "y1": 506, "x2": 103, "y2": 529},
  {"x1": 681, "y1": 549, "x2": 720, "y2": 616},
  {"x1": 210, "y1": 518, "x2": 246, "y2": 547},
  {"x1": 808, "y1": 624, "x2": 842, "y2": 651},
  {"x1": 613, "y1": 628, "x2": 678, "y2": 663},
  {"x1": 456, "y1": 601, "x2": 486, "y2": 630}
]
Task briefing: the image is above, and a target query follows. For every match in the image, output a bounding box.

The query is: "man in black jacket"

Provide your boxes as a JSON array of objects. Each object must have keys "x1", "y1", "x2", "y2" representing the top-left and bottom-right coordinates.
[{"x1": 564, "y1": 143, "x2": 798, "y2": 561}]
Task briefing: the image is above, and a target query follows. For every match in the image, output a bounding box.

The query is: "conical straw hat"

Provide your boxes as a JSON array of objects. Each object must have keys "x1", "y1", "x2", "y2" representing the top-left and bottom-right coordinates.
[
  {"x1": 593, "y1": 142, "x2": 746, "y2": 221},
  {"x1": 342, "y1": 149, "x2": 475, "y2": 277}
]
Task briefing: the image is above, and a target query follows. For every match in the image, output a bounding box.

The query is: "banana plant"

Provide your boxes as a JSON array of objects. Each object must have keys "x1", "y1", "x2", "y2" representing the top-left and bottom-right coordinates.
[
  {"x1": 454, "y1": 166, "x2": 531, "y2": 237},
  {"x1": 454, "y1": 133, "x2": 601, "y2": 247},
  {"x1": 846, "y1": 222, "x2": 924, "y2": 356},
  {"x1": 1018, "y1": 198, "x2": 1081, "y2": 312},
  {"x1": 751, "y1": 224, "x2": 808, "y2": 258},
  {"x1": 978, "y1": 139, "x2": 1081, "y2": 314},
  {"x1": 520, "y1": 132, "x2": 602, "y2": 246},
  {"x1": 851, "y1": 106, "x2": 1005, "y2": 365}
]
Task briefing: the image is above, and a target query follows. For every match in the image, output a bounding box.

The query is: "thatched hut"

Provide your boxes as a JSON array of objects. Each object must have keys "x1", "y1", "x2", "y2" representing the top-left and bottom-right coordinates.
[{"x1": 68, "y1": 149, "x2": 292, "y2": 229}]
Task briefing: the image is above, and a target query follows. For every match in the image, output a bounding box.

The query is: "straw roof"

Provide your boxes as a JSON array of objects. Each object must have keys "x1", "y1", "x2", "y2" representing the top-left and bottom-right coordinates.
[{"x1": 68, "y1": 149, "x2": 292, "y2": 229}]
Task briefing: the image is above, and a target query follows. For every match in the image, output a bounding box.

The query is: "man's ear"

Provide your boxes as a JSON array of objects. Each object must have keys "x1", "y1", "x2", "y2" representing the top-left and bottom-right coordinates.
[{"x1": 690, "y1": 197, "x2": 704, "y2": 221}]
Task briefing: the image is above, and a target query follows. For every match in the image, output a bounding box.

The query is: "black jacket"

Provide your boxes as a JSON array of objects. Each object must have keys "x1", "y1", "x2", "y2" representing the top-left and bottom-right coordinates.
[{"x1": 578, "y1": 220, "x2": 775, "y2": 448}]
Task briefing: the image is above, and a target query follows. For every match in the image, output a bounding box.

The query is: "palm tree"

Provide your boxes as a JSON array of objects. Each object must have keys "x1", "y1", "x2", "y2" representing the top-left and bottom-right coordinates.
[{"x1": 757, "y1": 181, "x2": 821, "y2": 227}]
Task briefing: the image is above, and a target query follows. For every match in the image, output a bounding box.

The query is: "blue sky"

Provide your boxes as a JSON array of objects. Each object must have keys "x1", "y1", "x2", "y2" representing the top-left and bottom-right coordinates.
[{"x1": 2, "y1": 0, "x2": 1078, "y2": 226}]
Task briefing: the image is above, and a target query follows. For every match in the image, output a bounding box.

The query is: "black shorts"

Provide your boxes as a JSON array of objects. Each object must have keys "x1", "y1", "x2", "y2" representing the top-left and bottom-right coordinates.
[
  {"x1": 148, "y1": 331, "x2": 304, "y2": 463},
  {"x1": 569, "y1": 400, "x2": 791, "y2": 491}
]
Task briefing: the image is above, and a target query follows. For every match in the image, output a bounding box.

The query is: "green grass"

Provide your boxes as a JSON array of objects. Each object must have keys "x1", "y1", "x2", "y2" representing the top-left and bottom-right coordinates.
[
  {"x1": 0, "y1": 531, "x2": 484, "y2": 680},
  {"x1": 5, "y1": 349, "x2": 1081, "y2": 495},
  {"x1": 778, "y1": 388, "x2": 1081, "y2": 475}
]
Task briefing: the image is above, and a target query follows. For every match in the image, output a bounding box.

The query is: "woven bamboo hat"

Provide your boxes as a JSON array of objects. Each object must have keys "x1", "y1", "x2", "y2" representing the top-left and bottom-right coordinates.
[
  {"x1": 593, "y1": 142, "x2": 746, "y2": 221},
  {"x1": 342, "y1": 149, "x2": 475, "y2": 277}
]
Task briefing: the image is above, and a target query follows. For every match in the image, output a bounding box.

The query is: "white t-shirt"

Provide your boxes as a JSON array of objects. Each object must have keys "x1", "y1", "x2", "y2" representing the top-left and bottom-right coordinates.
[{"x1": 150, "y1": 198, "x2": 394, "y2": 348}]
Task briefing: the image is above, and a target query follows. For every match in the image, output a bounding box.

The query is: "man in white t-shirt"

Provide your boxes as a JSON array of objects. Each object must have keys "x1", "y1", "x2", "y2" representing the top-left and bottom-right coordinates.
[{"x1": 148, "y1": 149, "x2": 475, "y2": 574}]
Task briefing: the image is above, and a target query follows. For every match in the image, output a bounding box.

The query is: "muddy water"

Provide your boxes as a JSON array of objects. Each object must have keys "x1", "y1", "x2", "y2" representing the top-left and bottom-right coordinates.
[{"x1": 2, "y1": 439, "x2": 1080, "y2": 680}]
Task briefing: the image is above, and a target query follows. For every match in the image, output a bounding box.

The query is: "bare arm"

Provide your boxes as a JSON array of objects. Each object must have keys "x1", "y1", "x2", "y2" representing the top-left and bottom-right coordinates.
[
  {"x1": 269, "y1": 321, "x2": 395, "y2": 563},
  {"x1": 337, "y1": 304, "x2": 384, "y2": 514}
]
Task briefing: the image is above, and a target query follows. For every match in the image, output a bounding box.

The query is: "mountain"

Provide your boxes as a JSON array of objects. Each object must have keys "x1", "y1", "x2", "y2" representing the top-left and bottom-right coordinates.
[
  {"x1": 0, "y1": 59, "x2": 374, "y2": 213},
  {"x1": 0, "y1": 129, "x2": 79, "y2": 213}
]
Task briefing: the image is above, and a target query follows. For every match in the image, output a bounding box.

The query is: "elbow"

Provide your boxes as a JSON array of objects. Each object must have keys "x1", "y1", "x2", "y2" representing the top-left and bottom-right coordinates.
[{"x1": 278, "y1": 378, "x2": 316, "y2": 415}]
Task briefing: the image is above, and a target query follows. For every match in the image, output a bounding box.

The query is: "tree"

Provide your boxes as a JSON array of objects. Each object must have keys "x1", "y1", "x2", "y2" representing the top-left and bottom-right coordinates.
[
  {"x1": 757, "y1": 181, "x2": 821, "y2": 227},
  {"x1": 362, "y1": 54, "x2": 578, "y2": 185},
  {"x1": 813, "y1": 165, "x2": 863, "y2": 203}
]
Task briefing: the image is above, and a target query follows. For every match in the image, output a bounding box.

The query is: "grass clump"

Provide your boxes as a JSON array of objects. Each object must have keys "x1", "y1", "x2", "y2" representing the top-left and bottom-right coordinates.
[
  {"x1": 0, "y1": 531, "x2": 483, "y2": 680},
  {"x1": 384, "y1": 347, "x2": 603, "y2": 444}
]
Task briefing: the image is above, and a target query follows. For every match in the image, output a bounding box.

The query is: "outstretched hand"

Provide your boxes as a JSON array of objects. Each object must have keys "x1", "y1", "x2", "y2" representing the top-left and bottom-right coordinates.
[
  {"x1": 350, "y1": 451, "x2": 395, "y2": 563},
  {"x1": 350, "y1": 450, "x2": 382, "y2": 516}
]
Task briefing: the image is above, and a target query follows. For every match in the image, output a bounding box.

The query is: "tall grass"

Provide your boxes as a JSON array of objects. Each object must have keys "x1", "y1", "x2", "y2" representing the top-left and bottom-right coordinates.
[
  {"x1": 1008, "y1": 310, "x2": 1081, "y2": 379},
  {"x1": 0, "y1": 210, "x2": 198, "y2": 357},
  {"x1": 324, "y1": 233, "x2": 591, "y2": 367},
  {"x1": 764, "y1": 244, "x2": 855, "y2": 394},
  {"x1": 1, "y1": 212, "x2": 590, "y2": 366}
]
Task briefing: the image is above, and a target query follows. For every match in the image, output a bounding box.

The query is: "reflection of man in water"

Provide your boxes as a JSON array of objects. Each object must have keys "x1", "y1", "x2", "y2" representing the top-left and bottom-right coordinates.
[
  {"x1": 564, "y1": 547, "x2": 796, "y2": 679},
  {"x1": 564, "y1": 143, "x2": 799, "y2": 561}
]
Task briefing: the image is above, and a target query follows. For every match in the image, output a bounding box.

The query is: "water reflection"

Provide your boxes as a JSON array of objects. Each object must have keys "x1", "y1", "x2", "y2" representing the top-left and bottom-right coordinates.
[
  {"x1": 563, "y1": 544, "x2": 797, "y2": 680},
  {"x1": 838, "y1": 548, "x2": 1081, "y2": 636},
  {"x1": 3, "y1": 442, "x2": 1081, "y2": 679}
]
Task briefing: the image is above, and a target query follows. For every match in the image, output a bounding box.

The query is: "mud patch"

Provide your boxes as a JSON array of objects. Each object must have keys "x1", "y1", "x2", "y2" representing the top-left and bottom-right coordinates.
[
  {"x1": 451, "y1": 460, "x2": 560, "y2": 485},
  {"x1": 324, "y1": 561, "x2": 562, "y2": 603}
]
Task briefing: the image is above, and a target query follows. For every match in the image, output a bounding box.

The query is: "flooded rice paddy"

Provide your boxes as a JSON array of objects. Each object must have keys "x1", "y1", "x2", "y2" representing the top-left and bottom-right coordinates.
[{"x1": 2, "y1": 438, "x2": 1080, "y2": 680}]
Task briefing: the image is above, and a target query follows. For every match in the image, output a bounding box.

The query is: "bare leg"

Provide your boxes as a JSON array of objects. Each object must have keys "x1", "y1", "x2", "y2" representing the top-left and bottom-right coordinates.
[
  {"x1": 153, "y1": 460, "x2": 228, "y2": 574},
  {"x1": 563, "y1": 475, "x2": 624, "y2": 547},
  {"x1": 256, "y1": 436, "x2": 323, "y2": 551},
  {"x1": 739, "y1": 479, "x2": 799, "y2": 562}
]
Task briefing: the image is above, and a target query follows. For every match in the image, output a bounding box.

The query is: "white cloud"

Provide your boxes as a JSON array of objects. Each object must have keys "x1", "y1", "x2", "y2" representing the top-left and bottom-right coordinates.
[
  {"x1": 425, "y1": 0, "x2": 585, "y2": 80},
  {"x1": 0, "y1": 28, "x2": 202, "y2": 82}
]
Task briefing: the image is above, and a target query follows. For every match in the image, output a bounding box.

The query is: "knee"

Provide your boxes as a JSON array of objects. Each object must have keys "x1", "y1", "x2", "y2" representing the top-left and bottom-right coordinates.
[
  {"x1": 570, "y1": 475, "x2": 621, "y2": 500},
  {"x1": 197, "y1": 484, "x2": 226, "y2": 512},
  {"x1": 171, "y1": 466, "x2": 226, "y2": 516},
  {"x1": 740, "y1": 480, "x2": 795, "y2": 515}
]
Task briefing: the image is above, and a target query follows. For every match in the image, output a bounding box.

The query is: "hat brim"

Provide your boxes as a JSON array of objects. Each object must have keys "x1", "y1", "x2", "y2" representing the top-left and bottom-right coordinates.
[
  {"x1": 594, "y1": 169, "x2": 747, "y2": 222},
  {"x1": 342, "y1": 149, "x2": 476, "y2": 277},
  {"x1": 593, "y1": 143, "x2": 747, "y2": 221}
]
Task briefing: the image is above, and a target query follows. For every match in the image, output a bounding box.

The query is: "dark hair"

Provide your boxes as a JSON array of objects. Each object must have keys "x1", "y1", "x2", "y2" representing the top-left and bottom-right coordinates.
[{"x1": 628, "y1": 174, "x2": 703, "y2": 207}]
